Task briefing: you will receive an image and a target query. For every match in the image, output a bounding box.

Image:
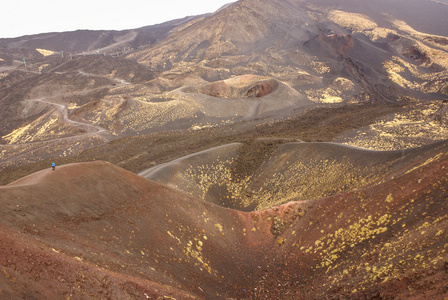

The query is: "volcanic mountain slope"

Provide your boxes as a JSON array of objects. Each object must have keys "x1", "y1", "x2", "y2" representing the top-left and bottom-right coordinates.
[
  {"x1": 129, "y1": 0, "x2": 448, "y2": 101},
  {"x1": 0, "y1": 54, "x2": 162, "y2": 175},
  {"x1": 1, "y1": 0, "x2": 448, "y2": 179},
  {"x1": 0, "y1": 2, "x2": 447, "y2": 299},
  {"x1": 0, "y1": 140, "x2": 447, "y2": 299},
  {"x1": 0, "y1": 15, "x2": 203, "y2": 64},
  {"x1": 336, "y1": 99, "x2": 448, "y2": 150},
  {"x1": 0, "y1": 56, "x2": 312, "y2": 173},
  {"x1": 0, "y1": 55, "x2": 156, "y2": 137}
]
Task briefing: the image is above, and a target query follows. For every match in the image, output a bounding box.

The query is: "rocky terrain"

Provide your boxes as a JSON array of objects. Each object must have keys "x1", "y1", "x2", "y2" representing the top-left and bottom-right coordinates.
[
  {"x1": 1, "y1": 142, "x2": 447, "y2": 299},
  {"x1": 0, "y1": 15, "x2": 202, "y2": 62},
  {"x1": 0, "y1": 0, "x2": 447, "y2": 298}
]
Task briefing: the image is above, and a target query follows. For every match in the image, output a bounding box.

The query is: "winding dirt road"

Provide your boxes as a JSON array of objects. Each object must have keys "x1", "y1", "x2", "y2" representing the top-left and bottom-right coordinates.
[
  {"x1": 33, "y1": 98, "x2": 108, "y2": 137},
  {"x1": 0, "y1": 69, "x2": 132, "y2": 169}
]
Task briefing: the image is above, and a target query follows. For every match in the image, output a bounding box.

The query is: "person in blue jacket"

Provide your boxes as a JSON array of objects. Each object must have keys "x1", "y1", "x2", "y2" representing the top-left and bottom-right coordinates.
[{"x1": 52, "y1": 162, "x2": 55, "y2": 171}]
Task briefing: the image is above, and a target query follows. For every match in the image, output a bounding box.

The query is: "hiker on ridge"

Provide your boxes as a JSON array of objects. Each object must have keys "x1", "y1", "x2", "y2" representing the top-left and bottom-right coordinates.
[{"x1": 52, "y1": 162, "x2": 55, "y2": 171}]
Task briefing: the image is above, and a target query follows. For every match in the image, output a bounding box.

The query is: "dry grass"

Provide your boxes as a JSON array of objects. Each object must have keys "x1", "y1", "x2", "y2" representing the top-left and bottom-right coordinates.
[{"x1": 36, "y1": 48, "x2": 56, "y2": 56}]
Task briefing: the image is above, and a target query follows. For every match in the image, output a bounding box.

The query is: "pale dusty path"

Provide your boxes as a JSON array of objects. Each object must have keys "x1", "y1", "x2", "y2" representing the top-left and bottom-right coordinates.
[
  {"x1": 77, "y1": 31, "x2": 138, "y2": 55},
  {"x1": 3, "y1": 67, "x2": 133, "y2": 146},
  {"x1": 33, "y1": 98, "x2": 108, "y2": 136},
  {"x1": 0, "y1": 97, "x2": 110, "y2": 168},
  {"x1": 138, "y1": 143, "x2": 243, "y2": 179},
  {"x1": 77, "y1": 71, "x2": 131, "y2": 85},
  {"x1": 0, "y1": 66, "x2": 134, "y2": 168}
]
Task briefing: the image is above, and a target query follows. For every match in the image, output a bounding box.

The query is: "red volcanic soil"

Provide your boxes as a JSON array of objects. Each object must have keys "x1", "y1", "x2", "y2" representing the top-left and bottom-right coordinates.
[
  {"x1": 318, "y1": 34, "x2": 355, "y2": 56},
  {"x1": 1, "y1": 140, "x2": 448, "y2": 299}
]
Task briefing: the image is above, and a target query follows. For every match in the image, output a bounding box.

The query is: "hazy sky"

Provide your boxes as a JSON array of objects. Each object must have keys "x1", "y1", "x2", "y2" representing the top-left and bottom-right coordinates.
[{"x1": 0, "y1": 0, "x2": 236, "y2": 38}]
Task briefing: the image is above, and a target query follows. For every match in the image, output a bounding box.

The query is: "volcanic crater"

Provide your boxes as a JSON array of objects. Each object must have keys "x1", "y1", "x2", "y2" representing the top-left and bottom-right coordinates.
[
  {"x1": 182, "y1": 75, "x2": 279, "y2": 99},
  {"x1": 140, "y1": 139, "x2": 448, "y2": 212},
  {"x1": 1, "y1": 139, "x2": 447, "y2": 299}
]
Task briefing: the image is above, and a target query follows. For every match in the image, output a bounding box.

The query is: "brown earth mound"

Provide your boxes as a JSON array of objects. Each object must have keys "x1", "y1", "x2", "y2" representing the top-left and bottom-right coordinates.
[
  {"x1": 1, "y1": 140, "x2": 447, "y2": 299},
  {"x1": 183, "y1": 75, "x2": 279, "y2": 99}
]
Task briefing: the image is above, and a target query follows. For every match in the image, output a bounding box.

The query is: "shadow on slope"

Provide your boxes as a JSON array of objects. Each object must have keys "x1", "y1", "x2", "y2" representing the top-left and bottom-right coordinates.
[{"x1": 142, "y1": 139, "x2": 448, "y2": 212}]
